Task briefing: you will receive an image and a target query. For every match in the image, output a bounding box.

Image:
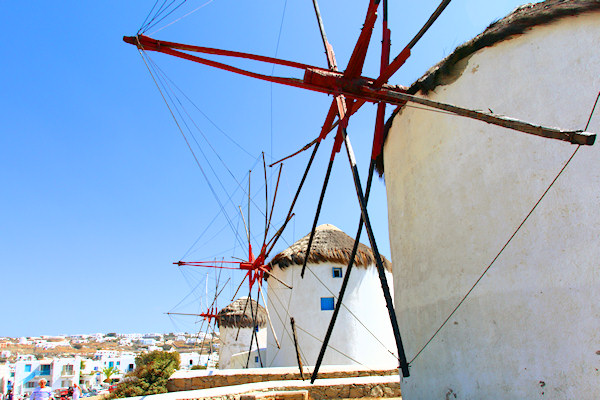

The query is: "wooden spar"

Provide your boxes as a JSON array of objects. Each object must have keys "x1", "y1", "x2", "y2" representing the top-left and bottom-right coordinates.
[
  {"x1": 235, "y1": 295, "x2": 251, "y2": 341},
  {"x1": 290, "y1": 317, "x2": 305, "y2": 380},
  {"x1": 262, "y1": 267, "x2": 292, "y2": 290},
  {"x1": 266, "y1": 164, "x2": 283, "y2": 238},
  {"x1": 265, "y1": 139, "x2": 321, "y2": 256},
  {"x1": 310, "y1": 161, "x2": 376, "y2": 384},
  {"x1": 258, "y1": 281, "x2": 280, "y2": 349},
  {"x1": 246, "y1": 295, "x2": 264, "y2": 368},
  {"x1": 341, "y1": 127, "x2": 410, "y2": 377},
  {"x1": 262, "y1": 153, "x2": 269, "y2": 246},
  {"x1": 300, "y1": 151, "x2": 335, "y2": 279},
  {"x1": 269, "y1": 137, "x2": 319, "y2": 167},
  {"x1": 363, "y1": 86, "x2": 596, "y2": 145},
  {"x1": 231, "y1": 274, "x2": 248, "y2": 301}
]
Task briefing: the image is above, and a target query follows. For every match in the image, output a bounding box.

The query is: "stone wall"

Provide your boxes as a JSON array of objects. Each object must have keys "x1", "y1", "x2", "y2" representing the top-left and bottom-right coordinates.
[
  {"x1": 183, "y1": 381, "x2": 401, "y2": 400},
  {"x1": 168, "y1": 368, "x2": 397, "y2": 392}
]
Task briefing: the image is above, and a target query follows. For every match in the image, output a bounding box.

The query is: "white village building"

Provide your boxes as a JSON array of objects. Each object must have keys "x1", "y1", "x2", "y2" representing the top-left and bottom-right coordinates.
[
  {"x1": 266, "y1": 224, "x2": 398, "y2": 369},
  {"x1": 178, "y1": 352, "x2": 217, "y2": 369},
  {"x1": 80, "y1": 351, "x2": 136, "y2": 389},
  {"x1": 381, "y1": 1, "x2": 600, "y2": 399},
  {"x1": 12, "y1": 356, "x2": 82, "y2": 396},
  {"x1": 217, "y1": 297, "x2": 267, "y2": 369}
]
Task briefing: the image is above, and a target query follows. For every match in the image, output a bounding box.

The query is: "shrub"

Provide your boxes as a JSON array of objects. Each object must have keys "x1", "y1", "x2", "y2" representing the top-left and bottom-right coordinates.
[{"x1": 109, "y1": 351, "x2": 180, "y2": 399}]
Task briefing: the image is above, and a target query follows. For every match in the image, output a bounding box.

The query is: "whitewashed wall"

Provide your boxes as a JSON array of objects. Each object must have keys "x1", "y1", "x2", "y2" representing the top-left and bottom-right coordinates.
[
  {"x1": 384, "y1": 12, "x2": 600, "y2": 400},
  {"x1": 266, "y1": 262, "x2": 398, "y2": 369},
  {"x1": 218, "y1": 327, "x2": 266, "y2": 369}
]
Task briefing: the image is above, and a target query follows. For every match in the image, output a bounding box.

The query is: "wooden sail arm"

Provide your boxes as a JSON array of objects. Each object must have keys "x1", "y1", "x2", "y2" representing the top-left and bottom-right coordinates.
[
  {"x1": 361, "y1": 86, "x2": 596, "y2": 145},
  {"x1": 174, "y1": 261, "x2": 242, "y2": 270},
  {"x1": 343, "y1": 0, "x2": 380, "y2": 79},
  {"x1": 126, "y1": 35, "x2": 321, "y2": 72}
]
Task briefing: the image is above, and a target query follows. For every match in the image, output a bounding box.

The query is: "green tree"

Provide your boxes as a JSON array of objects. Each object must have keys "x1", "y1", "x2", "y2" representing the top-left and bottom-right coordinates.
[
  {"x1": 102, "y1": 366, "x2": 120, "y2": 383},
  {"x1": 109, "y1": 351, "x2": 180, "y2": 399}
]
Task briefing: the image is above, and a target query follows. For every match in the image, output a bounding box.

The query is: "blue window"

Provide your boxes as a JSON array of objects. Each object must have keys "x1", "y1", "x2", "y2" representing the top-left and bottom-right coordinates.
[
  {"x1": 40, "y1": 365, "x2": 51, "y2": 375},
  {"x1": 94, "y1": 367, "x2": 98, "y2": 371},
  {"x1": 320, "y1": 297, "x2": 335, "y2": 311},
  {"x1": 25, "y1": 365, "x2": 31, "y2": 373},
  {"x1": 332, "y1": 267, "x2": 342, "y2": 278},
  {"x1": 117, "y1": 361, "x2": 120, "y2": 366},
  {"x1": 255, "y1": 356, "x2": 259, "y2": 363},
  {"x1": 108, "y1": 361, "x2": 114, "y2": 368}
]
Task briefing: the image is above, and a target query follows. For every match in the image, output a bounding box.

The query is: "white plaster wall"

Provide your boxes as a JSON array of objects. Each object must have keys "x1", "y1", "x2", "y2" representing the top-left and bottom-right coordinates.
[
  {"x1": 228, "y1": 348, "x2": 267, "y2": 369},
  {"x1": 218, "y1": 327, "x2": 266, "y2": 369},
  {"x1": 266, "y1": 262, "x2": 398, "y2": 369},
  {"x1": 384, "y1": 13, "x2": 600, "y2": 400}
]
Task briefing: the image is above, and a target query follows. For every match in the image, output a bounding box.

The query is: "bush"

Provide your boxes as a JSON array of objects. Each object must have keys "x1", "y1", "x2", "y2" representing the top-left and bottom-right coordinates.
[
  {"x1": 109, "y1": 351, "x2": 180, "y2": 399},
  {"x1": 190, "y1": 365, "x2": 206, "y2": 370}
]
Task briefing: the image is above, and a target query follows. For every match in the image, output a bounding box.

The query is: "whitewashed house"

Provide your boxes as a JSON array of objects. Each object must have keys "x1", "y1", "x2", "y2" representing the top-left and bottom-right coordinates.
[
  {"x1": 12, "y1": 356, "x2": 81, "y2": 396},
  {"x1": 217, "y1": 297, "x2": 267, "y2": 369},
  {"x1": 0, "y1": 364, "x2": 11, "y2": 396},
  {"x1": 266, "y1": 224, "x2": 398, "y2": 369},
  {"x1": 81, "y1": 351, "x2": 136, "y2": 388},
  {"x1": 178, "y1": 352, "x2": 217, "y2": 369},
  {"x1": 381, "y1": 1, "x2": 600, "y2": 398}
]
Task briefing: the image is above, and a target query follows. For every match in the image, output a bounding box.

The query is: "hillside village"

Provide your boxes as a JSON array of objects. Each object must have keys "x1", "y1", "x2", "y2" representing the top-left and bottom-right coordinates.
[{"x1": 0, "y1": 333, "x2": 218, "y2": 398}]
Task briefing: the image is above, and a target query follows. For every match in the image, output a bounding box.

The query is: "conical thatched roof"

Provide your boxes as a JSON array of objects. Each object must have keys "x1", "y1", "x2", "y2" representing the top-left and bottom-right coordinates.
[
  {"x1": 268, "y1": 224, "x2": 392, "y2": 271},
  {"x1": 217, "y1": 297, "x2": 267, "y2": 329}
]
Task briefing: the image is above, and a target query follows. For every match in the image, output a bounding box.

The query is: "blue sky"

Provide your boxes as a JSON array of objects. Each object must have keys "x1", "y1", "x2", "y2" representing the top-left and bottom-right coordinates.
[{"x1": 0, "y1": 0, "x2": 531, "y2": 337}]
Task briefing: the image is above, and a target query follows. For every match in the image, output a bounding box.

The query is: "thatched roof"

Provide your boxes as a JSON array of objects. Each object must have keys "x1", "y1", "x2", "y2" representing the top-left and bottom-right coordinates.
[
  {"x1": 217, "y1": 297, "x2": 267, "y2": 329},
  {"x1": 268, "y1": 224, "x2": 392, "y2": 272},
  {"x1": 375, "y1": 0, "x2": 600, "y2": 174}
]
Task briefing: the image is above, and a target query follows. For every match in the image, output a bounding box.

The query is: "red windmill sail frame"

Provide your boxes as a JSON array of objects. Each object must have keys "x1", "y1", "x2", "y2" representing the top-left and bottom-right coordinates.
[
  {"x1": 122, "y1": 0, "x2": 413, "y2": 160},
  {"x1": 176, "y1": 241, "x2": 270, "y2": 292}
]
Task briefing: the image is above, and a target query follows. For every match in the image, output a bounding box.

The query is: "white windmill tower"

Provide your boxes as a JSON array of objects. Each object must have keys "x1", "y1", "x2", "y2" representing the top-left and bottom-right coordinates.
[
  {"x1": 381, "y1": 1, "x2": 600, "y2": 398},
  {"x1": 217, "y1": 297, "x2": 268, "y2": 369},
  {"x1": 265, "y1": 224, "x2": 398, "y2": 369}
]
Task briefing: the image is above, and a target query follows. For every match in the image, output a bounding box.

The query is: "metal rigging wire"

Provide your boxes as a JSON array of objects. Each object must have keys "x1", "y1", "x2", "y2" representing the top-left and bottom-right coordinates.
[
  {"x1": 149, "y1": 0, "x2": 216, "y2": 35},
  {"x1": 140, "y1": 0, "x2": 188, "y2": 34},
  {"x1": 138, "y1": 48, "x2": 247, "y2": 249}
]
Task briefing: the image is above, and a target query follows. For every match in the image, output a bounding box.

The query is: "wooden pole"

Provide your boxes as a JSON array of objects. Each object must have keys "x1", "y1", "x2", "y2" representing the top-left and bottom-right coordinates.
[
  {"x1": 341, "y1": 129, "x2": 410, "y2": 377},
  {"x1": 290, "y1": 317, "x2": 305, "y2": 380},
  {"x1": 364, "y1": 86, "x2": 596, "y2": 145},
  {"x1": 258, "y1": 281, "x2": 280, "y2": 349}
]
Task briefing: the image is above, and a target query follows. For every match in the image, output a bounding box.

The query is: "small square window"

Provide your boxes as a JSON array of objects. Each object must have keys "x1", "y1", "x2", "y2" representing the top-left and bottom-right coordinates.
[
  {"x1": 25, "y1": 365, "x2": 31, "y2": 373},
  {"x1": 320, "y1": 297, "x2": 335, "y2": 311},
  {"x1": 332, "y1": 267, "x2": 342, "y2": 278}
]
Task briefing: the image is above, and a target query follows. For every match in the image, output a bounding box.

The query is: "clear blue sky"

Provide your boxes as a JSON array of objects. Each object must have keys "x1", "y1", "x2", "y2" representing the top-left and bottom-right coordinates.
[{"x1": 0, "y1": 0, "x2": 531, "y2": 337}]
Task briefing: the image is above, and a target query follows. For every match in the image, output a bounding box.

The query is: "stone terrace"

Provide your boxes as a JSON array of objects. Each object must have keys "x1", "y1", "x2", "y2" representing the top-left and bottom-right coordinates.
[
  {"x1": 158, "y1": 366, "x2": 402, "y2": 400},
  {"x1": 168, "y1": 365, "x2": 398, "y2": 392}
]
